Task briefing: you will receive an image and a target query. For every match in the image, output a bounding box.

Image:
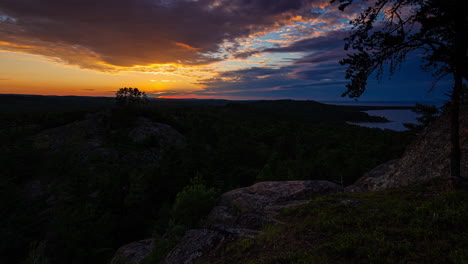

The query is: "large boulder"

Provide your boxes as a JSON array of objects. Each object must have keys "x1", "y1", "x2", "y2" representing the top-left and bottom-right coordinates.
[
  {"x1": 347, "y1": 109, "x2": 468, "y2": 191},
  {"x1": 206, "y1": 180, "x2": 342, "y2": 232},
  {"x1": 160, "y1": 181, "x2": 342, "y2": 264}
]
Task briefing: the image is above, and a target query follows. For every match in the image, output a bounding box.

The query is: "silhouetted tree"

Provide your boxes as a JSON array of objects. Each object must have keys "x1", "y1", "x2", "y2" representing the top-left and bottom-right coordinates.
[
  {"x1": 115, "y1": 87, "x2": 148, "y2": 108},
  {"x1": 403, "y1": 104, "x2": 441, "y2": 133},
  {"x1": 334, "y1": 0, "x2": 467, "y2": 178}
]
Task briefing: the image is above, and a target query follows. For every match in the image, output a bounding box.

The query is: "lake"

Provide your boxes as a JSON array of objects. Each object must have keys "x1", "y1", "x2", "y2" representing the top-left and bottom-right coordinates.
[{"x1": 348, "y1": 109, "x2": 419, "y2": 131}]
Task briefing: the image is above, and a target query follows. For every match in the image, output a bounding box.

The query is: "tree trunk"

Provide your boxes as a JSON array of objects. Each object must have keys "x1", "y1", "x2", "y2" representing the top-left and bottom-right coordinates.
[
  {"x1": 450, "y1": 0, "x2": 464, "y2": 178},
  {"x1": 450, "y1": 74, "x2": 461, "y2": 178}
]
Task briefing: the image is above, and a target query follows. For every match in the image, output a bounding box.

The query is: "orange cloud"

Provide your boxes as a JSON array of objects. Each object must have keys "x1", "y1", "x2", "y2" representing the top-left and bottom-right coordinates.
[
  {"x1": 174, "y1": 42, "x2": 201, "y2": 51},
  {"x1": 0, "y1": 0, "x2": 329, "y2": 71}
]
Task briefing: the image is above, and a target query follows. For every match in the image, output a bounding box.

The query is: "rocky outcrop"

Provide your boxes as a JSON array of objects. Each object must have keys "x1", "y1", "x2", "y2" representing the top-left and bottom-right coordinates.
[
  {"x1": 160, "y1": 181, "x2": 342, "y2": 264},
  {"x1": 113, "y1": 181, "x2": 341, "y2": 264},
  {"x1": 111, "y1": 239, "x2": 155, "y2": 264},
  {"x1": 161, "y1": 230, "x2": 226, "y2": 264},
  {"x1": 129, "y1": 117, "x2": 186, "y2": 147},
  {"x1": 347, "y1": 109, "x2": 468, "y2": 191},
  {"x1": 34, "y1": 112, "x2": 186, "y2": 170},
  {"x1": 34, "y1": 113, "x2": 107, "y2": 150},
  {"x1": 31, "y1": 111, "x2": 186, "y2": 218},
  {"x1": 205, "y1": 180, "x2": 342, "y2": 234},
  {"x1": 345, "y1": 160, "x2": 399, "y2": 192}
]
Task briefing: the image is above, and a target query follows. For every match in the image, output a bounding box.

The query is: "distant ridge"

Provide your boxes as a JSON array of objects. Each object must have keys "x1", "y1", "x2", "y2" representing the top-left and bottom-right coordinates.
[{"x1": 322, "y1": 100, "x2": 443, "y2": 107}]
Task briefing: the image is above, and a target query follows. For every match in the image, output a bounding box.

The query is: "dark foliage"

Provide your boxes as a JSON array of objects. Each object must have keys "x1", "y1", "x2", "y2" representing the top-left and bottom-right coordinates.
[
  {"x1": 115, "y1": 87, "x2": 148, "y2": 108},
  {"x1": 333, "y1": 0, "x2": 468, "y2": 178},
  {"x1": 0, "y1": 97, "x2": 413, "y2": 263},
  {"x1": 404, "y1": 103, "x2": 441, "y2": 133},
  {"x1": 332, "y1": 0, "x2": 468, "y2": 97}
]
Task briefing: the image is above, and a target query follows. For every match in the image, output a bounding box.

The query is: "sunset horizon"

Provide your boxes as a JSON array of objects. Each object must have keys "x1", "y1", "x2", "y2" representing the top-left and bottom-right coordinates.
[
  {"x1": 0, "y1": 0, "x2": 451, "y2": 101},
  {"x1": 1, "y1": 1, "x2": 467, "y2": 263}
]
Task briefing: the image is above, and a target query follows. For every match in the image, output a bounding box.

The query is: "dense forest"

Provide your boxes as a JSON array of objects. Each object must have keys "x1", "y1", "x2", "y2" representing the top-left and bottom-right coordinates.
[{"x1": 0, "y1": 95, "x2": 415, "y2": 264}]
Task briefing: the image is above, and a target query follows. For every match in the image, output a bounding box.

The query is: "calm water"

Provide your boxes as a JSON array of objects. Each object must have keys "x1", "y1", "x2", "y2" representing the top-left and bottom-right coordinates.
[
  {"x1": 348, "y1": 109, "x2": 419, "y2": 131},
  {"x1": 322, "y1": 100, "x2": 441, "y2": 107}
]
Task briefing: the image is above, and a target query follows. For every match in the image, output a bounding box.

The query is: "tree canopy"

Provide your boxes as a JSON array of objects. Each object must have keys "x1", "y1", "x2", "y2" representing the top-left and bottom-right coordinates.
[
  {"x1": 334, "y1": 0, "x2": 467, "y2": 178},
  {"x1": 333, "y1": 0, "x2": 467, "y2": 97},
  {"x1": 115, "y1": 87, "x2": 148, "y2": 108}
]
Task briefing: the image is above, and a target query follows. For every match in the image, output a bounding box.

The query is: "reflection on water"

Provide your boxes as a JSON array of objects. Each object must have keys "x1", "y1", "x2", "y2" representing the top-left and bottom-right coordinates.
[{"x1": 348, "y1": 109, "x2": 419, "y2": 131}]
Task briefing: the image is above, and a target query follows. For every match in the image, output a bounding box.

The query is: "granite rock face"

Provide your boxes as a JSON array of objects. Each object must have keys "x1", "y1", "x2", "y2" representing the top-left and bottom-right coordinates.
[
  {"x1": 347, "y1": 109, "x2": 468, "y2": 191},
  {"x1": 111, "y1": 239, "x2": 154, "y2": 264},
  {"x1": 206, "y1": 180, "x2": 342, "y2": 233},
  {"x1": 161, "y1": 230, "x2": 226, "y2": 264},
  {"x1": 345, "y1": 160, "x2": 400, "y2": 192},
  {"x1": 160, "y1": 181, "x2": 342, "y2": 264}
]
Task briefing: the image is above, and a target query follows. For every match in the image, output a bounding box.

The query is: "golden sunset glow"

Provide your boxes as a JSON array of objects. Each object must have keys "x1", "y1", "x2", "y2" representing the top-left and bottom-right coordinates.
[
  {"x1": 0, "y1": 0, "x2": 440, "y2": 100},
  {"x1": 0, "y1": 50, "x2": 215, "y2": 97}
]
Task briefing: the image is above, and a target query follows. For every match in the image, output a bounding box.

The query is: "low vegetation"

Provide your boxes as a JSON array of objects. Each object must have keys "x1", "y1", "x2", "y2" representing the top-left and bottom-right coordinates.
[
  {"x1": 0, "y1": 95, "x2": 416, "y2": 263},
  {"x1": 207, "y1": 181, "x2": 468, "y2": 264}
]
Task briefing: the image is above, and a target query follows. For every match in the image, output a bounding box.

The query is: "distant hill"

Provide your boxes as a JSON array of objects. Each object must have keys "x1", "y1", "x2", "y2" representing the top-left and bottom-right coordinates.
[
  {"x1": 222, "y1": 99, "x2": 392, "y2": 123},
  {"x1": 0, "y1": 95, "x2": 400, "y2": 124},
  {"x1": 0, "y1": 94, "x2": 412, "y2": 114},
  {"x1": 0, "y1": 94, "x2": 114, "y2": 113}
]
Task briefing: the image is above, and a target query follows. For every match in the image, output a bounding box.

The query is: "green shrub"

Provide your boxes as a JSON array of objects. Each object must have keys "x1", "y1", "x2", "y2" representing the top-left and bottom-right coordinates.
[{"x1": 170, "y1": 179, "x2": 218, "y2": 229}]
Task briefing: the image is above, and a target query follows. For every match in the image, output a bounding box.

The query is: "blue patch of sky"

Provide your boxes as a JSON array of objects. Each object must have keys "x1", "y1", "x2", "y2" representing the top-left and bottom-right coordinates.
[{"x1": 310, "y1": 7, "x2": 326, "y2": 14}]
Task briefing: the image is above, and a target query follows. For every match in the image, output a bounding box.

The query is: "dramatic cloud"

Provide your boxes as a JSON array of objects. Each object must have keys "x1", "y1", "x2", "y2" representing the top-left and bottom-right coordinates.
[
  {"x1": 158, "y1": 55, "x2": 444, "y2": 101},
  {"x1": 173, "y1": 29, "x2": 354, "y2": 98},
  {"x1": 155, "y1": 58, "x2": 348, "y2": 99},
  {"x1": 264, "y1": 30, "x2": 349, "y2": 53},
  {"x1": 156, "y1": 26, "x2": 444, "y2": 101},
  {"x1": 0, "y1": 0, "x2": 335, "y2": 70}
]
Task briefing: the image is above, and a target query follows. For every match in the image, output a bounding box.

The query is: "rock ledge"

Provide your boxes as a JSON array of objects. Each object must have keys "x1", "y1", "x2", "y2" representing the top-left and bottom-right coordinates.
[{"x1": 161, "y1": 180, "x2": 342, "y2": 264}]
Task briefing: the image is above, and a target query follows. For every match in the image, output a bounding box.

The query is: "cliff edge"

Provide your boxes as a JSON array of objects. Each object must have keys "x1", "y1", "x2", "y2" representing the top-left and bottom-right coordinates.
[{"x1": 347, "y1": 109, "x2": 468, "y2": 191}]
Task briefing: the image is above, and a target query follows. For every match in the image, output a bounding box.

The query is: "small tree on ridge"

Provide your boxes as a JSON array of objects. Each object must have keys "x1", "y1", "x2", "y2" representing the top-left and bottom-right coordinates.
[{"x1": 115, "y1": 87, "x2": 148, "y2": 108}]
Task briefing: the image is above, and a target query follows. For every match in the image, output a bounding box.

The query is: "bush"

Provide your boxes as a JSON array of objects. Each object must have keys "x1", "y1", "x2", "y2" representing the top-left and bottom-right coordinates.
[{"x1": 170, "y1": 179, "x2": 218, "y2": 229}]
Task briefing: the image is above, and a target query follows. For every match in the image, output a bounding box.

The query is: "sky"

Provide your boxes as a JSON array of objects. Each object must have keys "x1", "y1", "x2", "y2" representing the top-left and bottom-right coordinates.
[{"x1": 0, "y1": 0, "x2": 451, "y2": 101}]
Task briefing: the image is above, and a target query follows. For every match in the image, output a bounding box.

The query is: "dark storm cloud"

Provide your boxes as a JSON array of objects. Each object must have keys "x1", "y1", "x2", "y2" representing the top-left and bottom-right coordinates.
[{"x1": 0, "y1": 0, "x2": 319, "y2": 70}]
